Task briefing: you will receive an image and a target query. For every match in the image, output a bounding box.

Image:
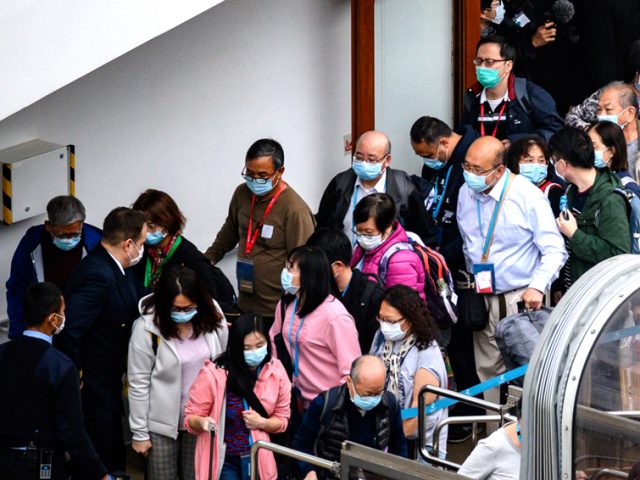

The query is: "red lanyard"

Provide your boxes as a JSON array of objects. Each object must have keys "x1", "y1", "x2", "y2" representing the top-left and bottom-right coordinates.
[
  {"x1": 245, "y1": 184, "x2": 287, "y2": 256},
  {"x1": 479, "y1": 101, "x2": 508, "y2": 137}
]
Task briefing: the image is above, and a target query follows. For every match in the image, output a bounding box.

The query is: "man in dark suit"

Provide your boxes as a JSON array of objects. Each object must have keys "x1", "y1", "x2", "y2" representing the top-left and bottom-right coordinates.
[
  {"x1": 55, "y1": 207, "x2": 148, "y2": 473},
  {"x1": 0, "y1": 282, "x2": 108, "y2": 480}
]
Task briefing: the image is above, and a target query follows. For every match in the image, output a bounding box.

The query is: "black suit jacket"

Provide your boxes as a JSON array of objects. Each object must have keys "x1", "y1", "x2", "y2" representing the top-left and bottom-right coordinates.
[{"x1": 55, "y1": 244, "x2": 143, "y2": 377}]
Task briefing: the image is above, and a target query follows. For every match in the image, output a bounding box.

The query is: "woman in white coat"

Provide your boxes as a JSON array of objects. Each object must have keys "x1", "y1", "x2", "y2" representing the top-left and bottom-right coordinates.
[{"x1": 127, "y1": 265, "x2": 228, "y2": 479}]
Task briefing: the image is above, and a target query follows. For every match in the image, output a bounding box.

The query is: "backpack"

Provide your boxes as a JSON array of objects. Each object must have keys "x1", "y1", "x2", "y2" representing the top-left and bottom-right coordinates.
[
  {"x1": 612, "y1": 187, "x2": 640, "y2": 254},
  {"x1": 378, "y1": 240, "x2": 457, "y2": 329}
]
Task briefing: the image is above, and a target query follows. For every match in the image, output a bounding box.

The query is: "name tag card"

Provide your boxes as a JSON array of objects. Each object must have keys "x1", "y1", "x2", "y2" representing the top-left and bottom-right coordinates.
[{"x1": 473, "y1": 263, "x2": 496, "y2": 295}]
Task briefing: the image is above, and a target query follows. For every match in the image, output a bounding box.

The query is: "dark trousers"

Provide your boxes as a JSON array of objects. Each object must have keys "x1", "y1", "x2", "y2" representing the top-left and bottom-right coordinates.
[
  {"x1": 0, "y1": 448, "x2": 67, "y2": 480},
  {"x1": 82, "y1": 374, "x2": 126, "y2": 473},
  {"x1": 446, "y1": 320, "x2": 484, "y2": 418}
]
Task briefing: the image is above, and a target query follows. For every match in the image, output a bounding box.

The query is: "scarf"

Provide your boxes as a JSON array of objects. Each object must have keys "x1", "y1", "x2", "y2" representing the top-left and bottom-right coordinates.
[{"x1": 381, "y1": 333, "x2": 416, "y2": 407}]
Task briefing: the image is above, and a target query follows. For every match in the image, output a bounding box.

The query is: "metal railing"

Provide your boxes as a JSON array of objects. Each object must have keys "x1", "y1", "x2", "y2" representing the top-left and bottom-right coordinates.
[
  {"x1": 249, "y1": 440, "x2": 340, "y2": 480},
  {"x1": 591, "y1": 468, "x2": 629, "y2": 479},
  {"x1": 417, "y1": 384, "x2": 512, "y2": 470}
]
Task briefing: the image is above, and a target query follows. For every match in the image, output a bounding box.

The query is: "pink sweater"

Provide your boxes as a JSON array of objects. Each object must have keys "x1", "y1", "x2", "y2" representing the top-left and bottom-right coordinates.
[
  {"x1": 269, "y1": 295, "x2": 361, "y2": 406},
  {"x1": 184, "y1": 359, "x2": 291, "y2": 480}
]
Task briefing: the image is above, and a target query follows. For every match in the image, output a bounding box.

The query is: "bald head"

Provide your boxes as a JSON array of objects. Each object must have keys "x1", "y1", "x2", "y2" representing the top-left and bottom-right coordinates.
[
  {"x1": 466, "y1": 136, "x2": 505, "y2": 171},
  {"x1": 355, "y1": 131, "x2": 392, "y2": 159},
  {"x1": 349, "y1": 355, "x2": 387, "y2": 397}
]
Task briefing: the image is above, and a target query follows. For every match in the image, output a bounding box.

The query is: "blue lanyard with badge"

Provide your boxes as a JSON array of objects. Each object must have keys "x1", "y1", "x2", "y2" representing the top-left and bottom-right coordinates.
[
  {"x1": 431, "y1": 166, "x2": 454, "y2": 244},
  {"x1": 287, "y1": 298, "x2": 305, "y2": 379},
  {"x1": 472, "y1": 171, "x2": 512, "y2": 295}
]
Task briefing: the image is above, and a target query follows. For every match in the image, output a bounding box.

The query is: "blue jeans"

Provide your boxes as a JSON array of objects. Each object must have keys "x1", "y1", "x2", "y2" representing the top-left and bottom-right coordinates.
[{"x1": 220, "y1": 453, "x2": 251, "y2": 480}]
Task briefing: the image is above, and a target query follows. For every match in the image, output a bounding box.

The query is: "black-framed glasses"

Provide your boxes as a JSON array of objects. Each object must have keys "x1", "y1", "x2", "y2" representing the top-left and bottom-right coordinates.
[
  {"x1": 352, "y1": 153, "x2": 389, "y2": 164},
  {"x1": 472, "y1": 57, "x2": 507, "y2": 67},
  {"x1": 241, "y1": 167, "x2": 277, "y2": 185},
  {"x1": 170, "y1": 305, "x2": 197, "y2": 313}
]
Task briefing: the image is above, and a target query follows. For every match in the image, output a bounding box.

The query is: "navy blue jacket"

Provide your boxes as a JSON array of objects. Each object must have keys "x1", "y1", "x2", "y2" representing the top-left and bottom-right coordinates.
[
  {"x1": 0, "y1": 335, "x2": 107, "y2": 479},
  {"x1": 461, "y1": 73, "x2": 563, "y2": 142},
  {"x1": 54, "y1": 244, "x2": 144, "y2": 377},
  {"x1": 5, "y1": 224, "x2": 102, "y2": 339}
]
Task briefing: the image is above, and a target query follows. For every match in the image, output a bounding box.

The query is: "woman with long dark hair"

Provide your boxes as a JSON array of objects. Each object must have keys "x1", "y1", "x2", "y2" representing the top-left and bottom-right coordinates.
[
  {"x1": 269, "y1": 245, "x2": 361, "y2": 408},
  {"x1": 127, "y1": 265, "x2": 228, "y2": 479},
  {"x1": 370, "y1": 285, "x2": 448, "y2": 458},
  {"x1": 184, "y1": 313, "x2": 291, "y2": 480}
]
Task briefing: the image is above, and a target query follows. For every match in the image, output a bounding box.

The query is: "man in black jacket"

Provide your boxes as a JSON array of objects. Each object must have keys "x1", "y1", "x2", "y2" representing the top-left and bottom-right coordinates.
[
  {"x1": 306, "y1": 228, "x2": 383, "y2": 353},
  {"x1": 316, "y1": 130, "x2": 435, "y2": 246},
  {"x1": 55, "y1": 207, "x2": 148, "y2": 473},
  {"x1": 0, "y1": 282, "x2": 108, "y2": 480},
  {"x1": 293, "y1": 356, "x2": 406, "y2": 479}
]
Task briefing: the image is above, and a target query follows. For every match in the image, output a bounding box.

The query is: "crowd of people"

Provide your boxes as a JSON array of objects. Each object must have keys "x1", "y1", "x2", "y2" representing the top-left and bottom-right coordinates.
[{"x1": 2, "y1": 15, "x2": 640, "y2": 480}]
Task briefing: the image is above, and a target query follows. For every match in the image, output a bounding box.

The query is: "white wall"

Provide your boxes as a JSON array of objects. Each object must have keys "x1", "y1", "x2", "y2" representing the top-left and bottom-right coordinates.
[
  {"x1": 375, "y1": 0, "x2": 453, "y2": 174},
  {"x1": 0, "y1": 0, "x2": 352, "y2": 318}
]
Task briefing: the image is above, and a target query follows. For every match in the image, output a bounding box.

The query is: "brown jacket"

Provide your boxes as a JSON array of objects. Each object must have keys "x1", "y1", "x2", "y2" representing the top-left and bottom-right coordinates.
[{"x1": 205, "y1": 182, "x2": 315, "y2": 316}]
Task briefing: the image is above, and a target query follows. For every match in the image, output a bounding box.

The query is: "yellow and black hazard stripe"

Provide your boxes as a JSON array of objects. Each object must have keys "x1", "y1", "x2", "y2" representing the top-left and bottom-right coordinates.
[
  {"x1": 2, "y1": 163, "x2": 11, "y2": 225},
  {"x1": 68, "y1": 145, "x2": 76, "y2": 196}
]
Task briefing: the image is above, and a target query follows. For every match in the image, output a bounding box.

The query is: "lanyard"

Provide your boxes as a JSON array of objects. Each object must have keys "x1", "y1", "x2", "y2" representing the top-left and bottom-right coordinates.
[
  {"x1": 340, "y1": 274, "x2": 352, "y2": 298},
  {"x1": 476, "y1": 171, "x2": 510, "y2": 262},
  {"x1": 241, "y1": 399, "x2": 254, "y2": 446},
  {"x1": 286, "y1": 298, "x2": 305, "y2": 378},
  {"x1": 245, "y1": 184, "x2": 287, "y2": 257},
  {"x1": 479, "y1": 101, "x2": 508, "y2": 137},
  {"x1": 432, "y1": 165, "x2": 453, "y2": 221},
  {"x1": 144, "y1": 235, "x2": 183, "y2": 287}
]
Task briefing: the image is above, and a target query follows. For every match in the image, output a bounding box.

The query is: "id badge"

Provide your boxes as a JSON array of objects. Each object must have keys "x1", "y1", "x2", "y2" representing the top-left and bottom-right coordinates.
[
  {"x1": 472, "y1": 263, "x2": 496, "y2": 295},
  {"x1": 237, "y1": 258, "x2": 255, "y2": 294},
  {"x1": 513, "y1": 11, "x2": 531, "y2": 27},
  {"x1": 241, "y1": 454, "x2": 251, "y2": 480}
]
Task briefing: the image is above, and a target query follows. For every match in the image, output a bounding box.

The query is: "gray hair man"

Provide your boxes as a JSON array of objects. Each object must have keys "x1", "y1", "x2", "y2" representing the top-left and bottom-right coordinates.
[{"x1": 5, "y1": 195, "x2": 102, "y2": 338}]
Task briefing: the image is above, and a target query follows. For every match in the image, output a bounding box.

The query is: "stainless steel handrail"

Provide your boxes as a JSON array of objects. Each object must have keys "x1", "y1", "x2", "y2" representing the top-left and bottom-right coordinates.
[
  {"x1": 431, "y1": 414, "x2": 512, "y2": 458},
  {"x1": 249, "y1": 440, "x2": 340, "y2": 480},
  {"x1": 591, "y1": 468, "x2": 629, "y2": 479}
]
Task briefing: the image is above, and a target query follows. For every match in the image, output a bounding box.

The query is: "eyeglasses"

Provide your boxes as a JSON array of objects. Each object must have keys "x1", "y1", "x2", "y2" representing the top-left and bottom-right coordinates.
[
  {"x1": 352, "y1": 153, "x2": 389, "y2": 164},
  {"x1": 241, "y1": 168, "x2": 277, "y2": 185},
  {"x1": 171, "y1": 305, "x2": 197, "y2": 313},
  {"x1": 462, "y1": 162, "x2": 499, "y2": 176},
  {"x1": 376, "y1": 316, "x2": 405, "y2": 325},
  {"x1": 472, "y1": 57, "x2": 507, "y2": 67},
  {"x1": 352, "y1": 227, "x2": 380, "y2": 239}
]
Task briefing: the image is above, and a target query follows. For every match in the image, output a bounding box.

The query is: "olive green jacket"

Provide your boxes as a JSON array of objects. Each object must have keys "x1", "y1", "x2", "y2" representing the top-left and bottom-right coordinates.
[{"x1": 566, "y1": 169, "x2": 631, "y2": 284}]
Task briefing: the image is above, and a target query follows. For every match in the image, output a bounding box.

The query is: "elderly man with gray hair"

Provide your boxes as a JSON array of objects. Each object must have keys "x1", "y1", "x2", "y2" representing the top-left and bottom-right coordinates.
[{"x1": 6, "y1": 195, "x2": 101, "y2": 339}]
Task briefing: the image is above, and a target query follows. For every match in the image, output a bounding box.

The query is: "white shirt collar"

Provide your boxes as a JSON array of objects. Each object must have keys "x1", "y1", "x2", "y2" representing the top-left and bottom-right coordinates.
[
  {"x1": 106, "y1": 250, "x2": 126, "y2": 275},
  {"x1": 486, "y1": 169, "x2": 510, "y2": 201},
  {"x1": 480, "y1": 88, "x2": 509, "y2": 105},
  {"x1": 355, "y1": 169, "x2": 388, "y2": 194}
]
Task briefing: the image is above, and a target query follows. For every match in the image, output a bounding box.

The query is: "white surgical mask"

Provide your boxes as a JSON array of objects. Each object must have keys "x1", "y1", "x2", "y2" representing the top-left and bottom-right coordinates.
[
  {"x1": 127, "y1": 241, "x2": 144, "y2": 267},
  {"x1": 52, "y1": 313, "x2": 65, "y2": 335},
  {"x1": 356, "y1": 233, "x2": 383, "y2": 251},
  {"x1": 380, "y1": 319, "x2": 405, "y2": 342},
  {"x1": 492, "y1": 2, "x2": 505, "y2": 24}
]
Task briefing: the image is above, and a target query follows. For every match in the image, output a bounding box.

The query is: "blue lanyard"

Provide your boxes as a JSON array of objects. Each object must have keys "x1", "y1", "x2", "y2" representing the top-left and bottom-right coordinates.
[
  {"x1": 286, "y1": 298, "x2": 305, "y2": 378},
  {"x1": 340, "y1": 274, "x2": 352, "y2": 298},
  {"x1": 241, "y1": 399, "x2": 254, "y2": 446},
  {"x1": 432, "y1": 166, "x2": 453, "y2": 221},
  {"x1": 475, "y1": 171, "x2": 509, "y2": 261}
]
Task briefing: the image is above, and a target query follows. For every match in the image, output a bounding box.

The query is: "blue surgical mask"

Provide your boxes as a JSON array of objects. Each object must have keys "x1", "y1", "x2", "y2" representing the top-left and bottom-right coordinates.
[
  {"x1": 597, "y1": 114, "x2": 620, "y2": 126},
  {"x1": 245, "y1": 177, "x2": 277, "y2": 196},
  {"x1": 476, "y1": 66, "x2": 502, "y2": 89},
  {"x1": 594, "y1": 149, "x2": 609, "y2": 169},
  {"x1": 519, "y1": 163, "x2": 547, "y2": 185},
  {"x1": 52, "y1": 235, "x2": 81, "y2": 251},
  {"x1": 424, "y1": 158, "x2": 446, "y2": 170},
  {"x1": 280, "y1": 268, "x2": 299, "y2": 295},
  {"x1": 352, "y1": 159, "x2": 384, "y2": 181},
  {"x1": 244, "y1": 345, "x2": 268, "y2": 367},
  {"x1": 146, "y1": 229, "x2": 167, "y2": 245},
  {"x1": 171, "y1": 309, "x2": 197, "y2": 323},
  {"x1": 463, "y1": 169, "x2": 493, "y2": 193},
  {"x1": 351, "y1": 389, "x2": 382, "y2": 411}
]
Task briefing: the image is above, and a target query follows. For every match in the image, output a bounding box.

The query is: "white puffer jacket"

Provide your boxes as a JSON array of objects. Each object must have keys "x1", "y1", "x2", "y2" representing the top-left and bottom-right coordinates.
[{"x1": 127, "y1": 294, "x2": 229, "y2": 441}]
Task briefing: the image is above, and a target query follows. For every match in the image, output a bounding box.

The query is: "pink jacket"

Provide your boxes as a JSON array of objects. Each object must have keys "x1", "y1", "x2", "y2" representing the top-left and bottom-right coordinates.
[
  {"x1": 184, "y1": 359, "x2": 291, "y2": 480},
  {"x1": 351, "y1": 222, "x2": 426, "y2": 300},
  {"x1": 269, "y1": 295, "x2": 361, "y2": 407}
]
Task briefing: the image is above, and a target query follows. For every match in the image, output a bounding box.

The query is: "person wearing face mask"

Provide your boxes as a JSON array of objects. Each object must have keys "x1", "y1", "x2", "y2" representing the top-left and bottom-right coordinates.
[
  {"x1": 205, "y1": 139, "x2": 315, "y2": 328},
  {"x1": 316, "y1": 130, "x2": 435, "y2": 247},
  {"x1": 550, "y1": 127, "x2": 631, "y2": 288},
  {"x1": 589, "y1": 121, "x2": 640, "y2": 197},
  {"x1": 127, "y1": 266, "x2": 228, "y2": 479},
  {"x1": 292, "y1": 355, "x2": 406, "y2": 480},
  {"x1": 457, "y1": 136, "x2": 567, "y2": 414},
  {"x1": 54, "y1": 207, "x2": 148, "y2": 474},
  {"x1": 132, "y1": 189, "x2": 236, "y2": 312},
  {"x1": 350, "y1": 193, "x2": 426, "y2": 301},
  {"x1": 0, "y1": 283, "x2": 110, "y2": 480},
  {"x1": 305, "y1": 228, "x2": 384, "y2": 353},
  {"x1": 507, "y1": 136, "x2": 564, "y2": 217},
  {"x1": 6, "y1": 195, "x2": 101, "y2": 339},
  {"x1": 185, "y1": 313, "x2": 290, "y2": 480},
  {"x1": 460, "y1": 35, "x2": 563, "y2": 149},
  {"x1": 269, "y1": 246, "x2": 360, "y2": 409},
  {"x1": 369, "y1": 285, "x2": 448, "y2": 458}
]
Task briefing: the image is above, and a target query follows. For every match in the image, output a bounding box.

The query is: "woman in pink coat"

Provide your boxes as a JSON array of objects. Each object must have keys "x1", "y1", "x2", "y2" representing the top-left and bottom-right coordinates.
[
  {"x1": 350, "y1": 193, "x2": 426, "y2": 300},
  {"x1": 184, "y1": 313, "x2": 291, "y2": 480}
]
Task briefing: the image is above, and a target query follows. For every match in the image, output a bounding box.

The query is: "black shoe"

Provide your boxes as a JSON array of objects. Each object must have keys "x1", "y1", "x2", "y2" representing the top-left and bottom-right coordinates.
[{"x1": 447, "y1": 424, "x2": 473, "y2": 444}]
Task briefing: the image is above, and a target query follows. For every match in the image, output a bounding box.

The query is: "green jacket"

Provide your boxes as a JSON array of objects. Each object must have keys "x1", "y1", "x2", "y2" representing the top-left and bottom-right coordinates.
[{"x1": 567, "y1": 169, "x2": 631, "y2": 285}]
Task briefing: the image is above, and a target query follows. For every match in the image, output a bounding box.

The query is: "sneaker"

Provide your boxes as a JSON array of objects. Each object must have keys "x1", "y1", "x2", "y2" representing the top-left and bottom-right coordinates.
[{"x1": 447, "y1": 424, "x2": 473, "y2": 444}]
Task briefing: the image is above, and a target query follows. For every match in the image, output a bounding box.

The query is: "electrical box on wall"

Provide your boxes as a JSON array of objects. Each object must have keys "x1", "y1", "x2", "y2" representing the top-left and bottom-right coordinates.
[{"x1": 1, "y1": 140, "x2": 75, "y2": 225}]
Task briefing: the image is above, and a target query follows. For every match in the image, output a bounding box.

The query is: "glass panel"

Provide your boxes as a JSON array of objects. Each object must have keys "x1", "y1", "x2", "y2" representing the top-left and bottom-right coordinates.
[{"x1": 573, "y1": 288, "x2": 640, "y2": 479}]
